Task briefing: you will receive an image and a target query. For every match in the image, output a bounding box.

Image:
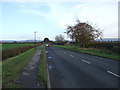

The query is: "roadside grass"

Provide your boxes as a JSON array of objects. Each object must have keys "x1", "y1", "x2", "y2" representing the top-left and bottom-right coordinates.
[
  {"x1": 54, "y1": 45, "x2": 78, "y2": 51},
  {"x1": 53, "y1": 45, "x2": 119, "y2": 61},
  {"x1": 38, "y1": 46, "x2": 47, "y2": 88},
  {"x1": 2, "y1": 46, "x2": 40, "y2": 88},
  {"x1": 79, "y1": 49, "x2": 119, "y2": 61},
  {"x1": 2, "y1": 43, "x2": 36, "y2": 50},
  {"x1": 0, "y1": 43, "x2": 2, "y2": 50},
  {"x1": 0, "y1": 43, "x2": 1, "y2": 89}
]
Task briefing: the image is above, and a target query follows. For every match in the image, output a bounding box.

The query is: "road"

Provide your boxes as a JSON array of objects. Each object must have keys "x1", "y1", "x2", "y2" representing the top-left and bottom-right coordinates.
[{"x1": 46, "y1": 46, "x2": 120, "y2": 88}]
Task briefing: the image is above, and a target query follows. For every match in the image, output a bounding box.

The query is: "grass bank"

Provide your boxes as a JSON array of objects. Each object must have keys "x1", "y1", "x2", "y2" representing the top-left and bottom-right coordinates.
[
  {"x1": 38, "y1": 46, "x2": 47, "y2": 88},
  {"x1": 2, "y1": 46, "x2": 40, "y2": 88},
  {"x1": 53, "y1": 45, "x2": 119, "y2": 61}
]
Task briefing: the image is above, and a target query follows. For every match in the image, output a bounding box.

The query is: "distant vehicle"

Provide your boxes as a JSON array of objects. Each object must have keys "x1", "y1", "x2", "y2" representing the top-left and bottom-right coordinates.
[{"x1": 46, "y1": 44, "x2": 51, "y2": 47}]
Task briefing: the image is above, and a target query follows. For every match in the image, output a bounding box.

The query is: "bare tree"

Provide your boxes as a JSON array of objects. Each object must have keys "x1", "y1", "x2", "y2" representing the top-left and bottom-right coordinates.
[
  {"x1": 55, "y1": 34, "x2": 66, "y2": 45},
  {"x1": 55, "y1": 34, "x2": 65, "y2": 42}
]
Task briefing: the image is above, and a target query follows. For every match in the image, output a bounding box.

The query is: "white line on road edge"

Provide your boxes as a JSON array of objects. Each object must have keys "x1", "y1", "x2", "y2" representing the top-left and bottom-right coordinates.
[
  {"x1": 82, "y1": 60, "x2": 91, "y2": 64},
  {"x1": 107, "y1": 71, "x2": 120, "y2": 78},
  {"x1": 70, "y1": 55, "x2": 74, "y2": 57}
]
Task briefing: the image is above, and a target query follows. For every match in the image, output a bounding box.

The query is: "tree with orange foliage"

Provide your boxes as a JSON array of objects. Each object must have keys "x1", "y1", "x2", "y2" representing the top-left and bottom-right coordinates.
[{"x1": 66, "y1": 19, "x2": 102, "y2": 47}]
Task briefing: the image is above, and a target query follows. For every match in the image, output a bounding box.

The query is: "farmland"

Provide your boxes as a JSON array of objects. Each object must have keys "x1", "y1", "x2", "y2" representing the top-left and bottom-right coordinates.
[
  {"x1": 2, "y1": 43, "x2": 39, "y2": 60},
  {"x1": 2, "y1": 43, "x2": 36, "y2": 50}
]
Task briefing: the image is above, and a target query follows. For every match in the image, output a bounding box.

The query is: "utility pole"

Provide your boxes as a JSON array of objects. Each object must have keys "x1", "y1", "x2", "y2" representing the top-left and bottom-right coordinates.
[
  {"x1": 34, "y1": 31, "x2": 37, "y2": 43},
  {"x1": 34, "y1": 31, "x2": 37, "y2": 49},
  {"x1": 39, "y1": 37, "x2": 41, "y2": 42}
]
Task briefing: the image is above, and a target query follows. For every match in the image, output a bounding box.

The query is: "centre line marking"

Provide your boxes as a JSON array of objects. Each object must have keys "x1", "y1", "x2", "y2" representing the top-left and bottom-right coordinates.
[
  {"x1": 107, "y1": 71, "x2": 120, "y2": 78},
  {"x1": 48, "y1": 56, "x2": 52, "y2": 59},
  {"x1": 82, "y1": 60, "x2": 91, "y2": 64},
  {"x1": 70, "y1": 55, "x2": 74, "y2": 57}
]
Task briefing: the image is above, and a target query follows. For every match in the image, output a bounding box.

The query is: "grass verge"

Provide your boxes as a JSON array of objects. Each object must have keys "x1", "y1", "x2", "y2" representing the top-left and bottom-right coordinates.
[
  {"x1": 2, "y1": 46, "x2": 40, "y2": 88},
  {"x1": 53, "y1": 45, "x2": 119, "y2": 61},
  {"x1": 38, "y1": 46, "x2": 47, "y2": 88}
]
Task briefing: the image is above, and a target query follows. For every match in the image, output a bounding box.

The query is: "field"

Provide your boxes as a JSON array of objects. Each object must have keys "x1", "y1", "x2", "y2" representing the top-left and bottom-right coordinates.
[{"x1": 2, "y1": 43, "x2": 36, "y2": 50}]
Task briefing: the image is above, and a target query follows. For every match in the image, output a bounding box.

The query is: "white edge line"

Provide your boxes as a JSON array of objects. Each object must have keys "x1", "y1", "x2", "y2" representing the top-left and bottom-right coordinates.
[
  {"x1": 47, "y1": 64, "x2": 51, "y2": 89},
  {"x1": 82, "y1": 60, "x2": 91, "y2": 64},
  {"x1": 107, "y1": 71, "x2": 120, "y2": 78}
]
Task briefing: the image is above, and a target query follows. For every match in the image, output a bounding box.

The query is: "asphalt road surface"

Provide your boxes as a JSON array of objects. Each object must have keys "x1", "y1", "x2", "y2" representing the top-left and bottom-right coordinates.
[{"x1": 46, "y1": 46, "x2": 120, "y2": 88}]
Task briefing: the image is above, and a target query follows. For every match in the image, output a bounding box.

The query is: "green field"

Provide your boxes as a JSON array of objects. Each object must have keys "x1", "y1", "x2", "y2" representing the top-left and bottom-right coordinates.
[
  {"x1": 53, "y1": 45, "x2": 119, "y2": 61},
  {"x1": 2, "y1": 43, "x2": 36, "y2": 50},
  {"x1": 2, "y1": 46, "x2": 40, "y2": 88}
]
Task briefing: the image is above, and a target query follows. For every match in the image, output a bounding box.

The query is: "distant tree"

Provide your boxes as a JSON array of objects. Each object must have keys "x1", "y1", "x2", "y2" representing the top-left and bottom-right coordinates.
[
  {"x1": 55, "y1": 34, "x2": 65, "y2": 44},
  {"x1": 14, "y1": 41, "x2": 17, "y2": 43},
  {"x1": 66, "y1": 19, "x2": 103, "y2": 47},
  {"x1": 55, "y1": 34, "x2": 65, "y2": 42},
  {"x1": 43, "y1": 38, "x2": 49, "y2": 43}
]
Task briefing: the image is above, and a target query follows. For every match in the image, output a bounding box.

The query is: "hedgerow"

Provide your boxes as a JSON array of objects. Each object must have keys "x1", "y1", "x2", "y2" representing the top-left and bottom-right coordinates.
[{"x1": 2, "y1": 45, "x2": 38, "y2": 60}]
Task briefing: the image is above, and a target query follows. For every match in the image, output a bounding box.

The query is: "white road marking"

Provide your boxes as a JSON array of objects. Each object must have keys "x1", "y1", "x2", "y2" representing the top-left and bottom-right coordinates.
[
  {"x1": 48, "y1": 56, "x2": 52, "y2": 59},
  {"x1": 48, "y1": 65, "x2": 52, "y2": 70},
  {"x1": 22, "y1": 72, "x2": 30, "y2": 75},
  {"x1": 70, "y1": 55, "x2": 74, "y2": 57},
  {"x1": 107, "y1": 71, "x2": 120, "y2": 78},
  {"x1": 38, "y1": 83, "x2": 39, "y2": 86},
  {"x1": 82, "y1": 60, "x2": 91, "y2": 64},
  {"x1": 46, "y1": 51, "x2": 48, "y2": 54}
]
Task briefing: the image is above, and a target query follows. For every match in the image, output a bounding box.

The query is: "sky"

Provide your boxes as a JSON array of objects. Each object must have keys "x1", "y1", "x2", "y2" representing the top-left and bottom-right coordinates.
[{"x1": 0, "y1": 0, "x2": 119, "y2": 41}]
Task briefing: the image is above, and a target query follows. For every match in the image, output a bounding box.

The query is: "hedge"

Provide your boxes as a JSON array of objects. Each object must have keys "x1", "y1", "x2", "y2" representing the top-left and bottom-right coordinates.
[{"x1": 2, "y1": 45, "x2": 38, "y2": 60}]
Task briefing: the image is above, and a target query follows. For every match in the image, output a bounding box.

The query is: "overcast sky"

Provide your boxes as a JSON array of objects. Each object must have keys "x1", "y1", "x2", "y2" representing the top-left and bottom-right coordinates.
[{"x1": 1, "y1": 0, "x2": 119, "y2": 41}]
